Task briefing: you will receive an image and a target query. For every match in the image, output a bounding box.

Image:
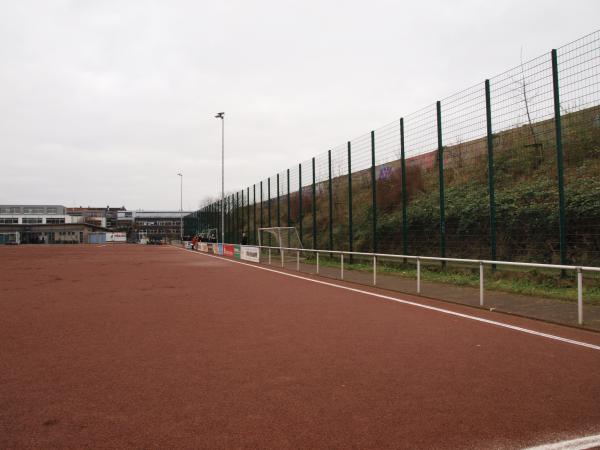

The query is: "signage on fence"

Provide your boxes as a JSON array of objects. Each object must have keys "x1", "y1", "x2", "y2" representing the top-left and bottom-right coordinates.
[
  {"x1": 223, "y1": 244, "x2": 234, "y2": 257},
  {"x1": 107, "y1": 232, "x2": 127, "y2": 242},
  {"x1": 217, "y1": 243, "x2": 223, "y2": 255},
  {"x1": 199, "y1": 242, "x2": 208, "y2": 253},
  {"x1": 241, "y1": 245, "x2": 260, "y2": 262},
  {"x1": 234, "y1": 245, "x2": 241, "y2": 259}
]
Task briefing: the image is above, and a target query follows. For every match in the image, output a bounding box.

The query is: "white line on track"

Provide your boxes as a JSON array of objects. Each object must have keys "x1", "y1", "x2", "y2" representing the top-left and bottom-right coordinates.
[
  {"x1": 173, "y1": 247, "x2": 600, "y2": 352},
  {"x1": 524, "y1": 433, "x2": 600, "y2": 450}
]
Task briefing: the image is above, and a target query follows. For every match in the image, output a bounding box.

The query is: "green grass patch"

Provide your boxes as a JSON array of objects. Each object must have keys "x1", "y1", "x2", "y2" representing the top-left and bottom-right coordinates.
[{"x1": 303, "y1": 255, "x2": 600, "y2": 305}]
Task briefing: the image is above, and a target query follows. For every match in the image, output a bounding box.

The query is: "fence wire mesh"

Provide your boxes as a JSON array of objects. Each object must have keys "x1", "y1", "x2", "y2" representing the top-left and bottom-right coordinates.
[{"x1": 194, "y1": 31, "x2": 600, "y2": 267}]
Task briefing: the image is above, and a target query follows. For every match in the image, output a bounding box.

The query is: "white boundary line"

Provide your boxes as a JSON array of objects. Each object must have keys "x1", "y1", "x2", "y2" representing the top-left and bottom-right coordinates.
[
  {"x1": 524, "y1": 433, "x2": 600, "y2": 450},
  {"x1": 174, "y1": 247, "x2": 600, "y2": 352}
]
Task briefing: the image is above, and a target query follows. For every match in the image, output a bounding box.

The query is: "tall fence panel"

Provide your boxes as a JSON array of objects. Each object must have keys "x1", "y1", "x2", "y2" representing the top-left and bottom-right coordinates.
[{"x1": 193, "y1": 31, "x2": 600, "y2": 267}]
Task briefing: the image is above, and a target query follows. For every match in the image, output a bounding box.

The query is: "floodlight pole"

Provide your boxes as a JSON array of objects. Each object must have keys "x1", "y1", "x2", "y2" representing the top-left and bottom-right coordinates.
[
  {"x1": 177, "y1": 172, "x2": 183, "y2": 241},
  {"x1": 215, "y1": 112, "x2": 225, "y2": 244}
]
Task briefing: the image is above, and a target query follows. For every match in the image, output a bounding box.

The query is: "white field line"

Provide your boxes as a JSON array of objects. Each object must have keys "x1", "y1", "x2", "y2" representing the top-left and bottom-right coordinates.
[
  {"x1": 173, "y1": 247, "x2": 600, "y2": 352},
  {"x1": 524, "y1": 434, "x2": 600, "y2": 450}
]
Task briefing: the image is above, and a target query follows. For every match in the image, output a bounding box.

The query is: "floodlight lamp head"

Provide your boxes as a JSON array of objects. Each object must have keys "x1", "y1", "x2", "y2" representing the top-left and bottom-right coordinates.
[
  {"x1": 177, "y1": 173, "x2": 182, "y2": 177},
  {"x1": 215, "y1": 112, "x2": 224, "y2": 119}
]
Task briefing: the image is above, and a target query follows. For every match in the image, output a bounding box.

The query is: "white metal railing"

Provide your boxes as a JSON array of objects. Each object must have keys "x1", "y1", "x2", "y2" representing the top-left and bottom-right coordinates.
[{"x1": 251, "y1": 244, "x2": 600, "y2": 326}]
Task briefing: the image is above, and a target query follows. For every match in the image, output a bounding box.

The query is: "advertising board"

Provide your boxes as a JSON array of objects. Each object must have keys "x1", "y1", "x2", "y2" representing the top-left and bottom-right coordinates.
[
  {"x1": 240, "y1": 246, "x2": 260, "y2": 262},
  {"x1": 223, "y1": 244, "x2": 235, "y2": 257}
]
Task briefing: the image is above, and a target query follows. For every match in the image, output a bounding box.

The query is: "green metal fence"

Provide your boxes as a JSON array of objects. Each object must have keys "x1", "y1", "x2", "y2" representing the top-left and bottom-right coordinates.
[{"x1": 191, "y1": 31, "x2": 600, "y2": 266}]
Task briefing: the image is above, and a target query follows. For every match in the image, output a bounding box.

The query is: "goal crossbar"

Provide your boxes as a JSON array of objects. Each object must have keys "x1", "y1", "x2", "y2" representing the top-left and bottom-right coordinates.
[{"x1": 257, "y1": 227, "x2": 303, "y2": 249}]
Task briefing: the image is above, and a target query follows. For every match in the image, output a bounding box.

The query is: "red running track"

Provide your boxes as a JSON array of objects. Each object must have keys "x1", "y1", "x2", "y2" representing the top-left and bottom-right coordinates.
[{"x1": 1, "y1": 244, "x2": 600, "y2": 449}]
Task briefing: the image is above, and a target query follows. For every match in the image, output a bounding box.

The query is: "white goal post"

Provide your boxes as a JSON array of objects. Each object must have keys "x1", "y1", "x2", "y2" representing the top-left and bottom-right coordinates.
[
  {"x1": 201, "y1": 228, "x2": 219, "y2": 243},
  {"x1": 257, "y1": 227, "x2": 303, "y2": 250}
]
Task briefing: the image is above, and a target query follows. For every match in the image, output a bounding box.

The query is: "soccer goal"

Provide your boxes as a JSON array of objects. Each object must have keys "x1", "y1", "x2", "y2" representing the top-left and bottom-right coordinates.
[
  {"x1": 257, "y1": 227, "x2": 303, "y2": 250},
  {"x1": 257, "y1": 227, "x2": 305, "y2": 264},
  {"x1": 201, "y1": 228, "x2": 219, "y2": 243}
]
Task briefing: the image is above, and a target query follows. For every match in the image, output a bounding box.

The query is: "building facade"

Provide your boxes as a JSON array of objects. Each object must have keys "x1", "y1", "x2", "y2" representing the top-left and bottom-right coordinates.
[{"x1": 119, "y1": 211, "x2": 191, "y2": 242}]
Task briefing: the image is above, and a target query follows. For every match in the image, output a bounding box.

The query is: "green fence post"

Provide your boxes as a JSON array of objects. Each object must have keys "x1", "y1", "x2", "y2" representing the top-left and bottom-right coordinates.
[
  {"x1": 371, "y1": 130, "x2": 377, "y2": 253},
  {"x1": 239, "y1": 190, "x2": 243, "y2": 242},
  {"x1": 260, "y1": 181, "x2": 264, "y2": 232},
  {"x1": 436, "y1": 101, "x2": 446, "y2": 266},
  {"x1": 253, "y1": 184, "x2": 256, "y2": 244},
  {"x1": 287, "y1": 169, "x2": 291, "y2": 227},
  {"x1": 298, "y1": 163, "x2": 303, "y2": 244},
  {"x1": 551, "y1": 49, "x2": 567, "y2": 267},
  {"x1": 247, "y1": 186, "x2": 250, "y2": 238},
  {"x1": 400, "y1": 118, "x2": 408, "y2": 257},
  {"x1": 268, "y1": 177, "x2": 271, "y2": 229},
  {"x1": 276, "y1": 173, "x2": 281, "y2": 227},
  {"x1": 347, "y1": 141, "x2": 353, "y2": 254},
  {"x1": 328, "y1": 149, "x2": 333, "y2": 251},
  {"x1": 312, "y1": 157, "x2": 317, "y2": 249},
  {"x1": 485, "y1": 80, "x2": 497, "y2": 267},
  {"x1": 237, "y1": 191, "x2": 240, "y2": 243},
  {"x1": 229, "y1": 195, "x2": 232, "y2": 243}
]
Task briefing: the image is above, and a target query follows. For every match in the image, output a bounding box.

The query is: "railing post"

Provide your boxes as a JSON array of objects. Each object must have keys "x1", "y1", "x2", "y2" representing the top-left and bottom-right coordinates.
[
  {"x1": 417, "y1": 257, "x2": 421, "y2": 294},
  {"x1": 436, "y1": 101, "x2": 446, "y2": 268},
  {"x1": 371, "y1": 130, "x2": 378, "y2": 253},
  {"x1": 341, "y1": 253, "x2": 344, "y2": 280},
  {"x1": 551, "y1": 49, "x2": 567, "y2": 268},
  {"x1": 373, "y1": 256, "x2": 377, "y2": 286},
  {"x1": 316, "y1": 252, "x2": 320, "y2": 274},
  {"x1": 479, "y1": 261, "x2": 484, "y2": 306},
  {"x1": 328, "y1": 150, "x2": 333, "y2": 251},
  {"x1": 253, "y1": 184, "x2": 256, "y2": 245},
  {"x1": 268, "y1": 248, "x2": 271, "y2": 265},
  {"x1": 281, "y1": 249, "x2": 284, "y2": 268},
  {"x1": 296, "y1": 250, "x2": 300, "y2": 271},
  {"x1": 485, "y1": 80, "x2": 497, "y2": 269},
  {"x1": 577, "y1": 267, "x2": 583, "y2": 325},
  {"x1": 400, "y1": 118, "x2": 408, "y2": 258}
]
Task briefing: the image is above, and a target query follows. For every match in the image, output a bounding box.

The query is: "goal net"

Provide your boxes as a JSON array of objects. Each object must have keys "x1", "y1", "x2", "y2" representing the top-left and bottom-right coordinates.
[
  {"x1": 257, "y1": 227, "x2": 306, "y2": 263},
  {"x1": 257, "y1": 227, "x2": 303, "y2": 250},
  {"x1": 200, "y1": 228, "x2": 219, "y2": 243}
]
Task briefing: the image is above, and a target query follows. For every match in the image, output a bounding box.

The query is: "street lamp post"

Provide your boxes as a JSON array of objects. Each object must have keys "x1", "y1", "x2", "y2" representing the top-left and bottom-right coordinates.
[
  {"x1": 215, "y1": 112, "x2": 225, "y2": 244},
  {"x1": 177, "y1": 172, "x2": 183, "y2": 241}
]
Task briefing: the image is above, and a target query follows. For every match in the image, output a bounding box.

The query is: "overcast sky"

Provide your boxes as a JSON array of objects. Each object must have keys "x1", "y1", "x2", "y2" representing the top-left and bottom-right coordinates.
[{"x1": 1, "y1": 0, "x2": 599, "y2": 211}]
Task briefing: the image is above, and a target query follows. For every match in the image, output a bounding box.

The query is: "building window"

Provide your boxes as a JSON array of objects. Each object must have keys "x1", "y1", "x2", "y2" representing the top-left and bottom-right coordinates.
[
  {"x1": 46, "y1": 218, "x2": 65, "y2": 224},
  {"x1": 22, "y1": 218, "x2": 43, "y2": 224},
  {"x1": 46, "y1": 207, "x2": 58, "y2": 214},
  {"x1": 23, "y1": 207, "x2": 45, "y2": 214},
  {"x1": 0, "y1": 218, "x2": 18, "y2": 224},
  {"x1": 0, "y1": 207, "x2": 21, "y2": 214}
]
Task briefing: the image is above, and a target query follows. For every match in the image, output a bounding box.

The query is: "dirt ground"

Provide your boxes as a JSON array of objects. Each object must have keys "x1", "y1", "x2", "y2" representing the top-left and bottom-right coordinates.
[{"x1": 1, "y1": 244, "x2": 600, "y2": 449}]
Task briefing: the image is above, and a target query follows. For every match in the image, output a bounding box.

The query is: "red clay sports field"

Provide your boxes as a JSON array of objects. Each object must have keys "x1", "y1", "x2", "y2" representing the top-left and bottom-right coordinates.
[{"x1": 1, "y1": 244, "x2": 600, "y2": 449}]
